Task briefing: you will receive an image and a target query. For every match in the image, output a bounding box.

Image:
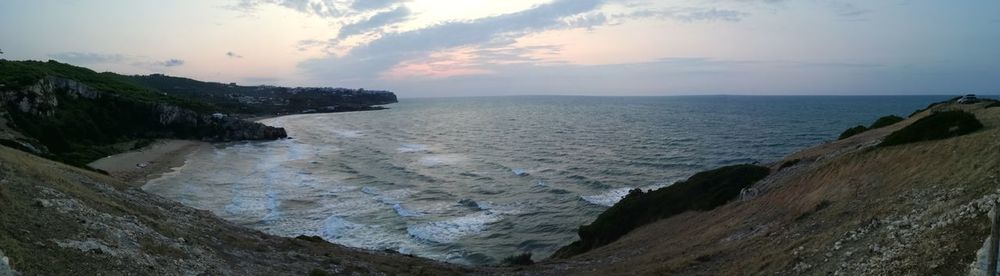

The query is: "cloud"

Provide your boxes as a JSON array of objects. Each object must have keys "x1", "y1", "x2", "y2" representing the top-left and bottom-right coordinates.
[
  {"x1": 234, "y1": 0, "x2": 342, "y2": 17},
  {"x1": 160, "y1": 59, "x2": 185, "y2": 67},
  {"x1": 299, "y1": 0, "x2": 608, "y2": 80},
  {"x1": 337, "y1": 6, "x2": 410, "y2": 39},
  {"x1": 48, "y1": 52, "x2": 126, "y2": 64},
  {"x1": 620, "y1": 7, "x2": 750, "y2": 22},
  {"x1": 49, "y1": 52, "x2": 184, "y2": 69},
  {"x1": 226, "y1": 51, "x2": 244, "y2": 58},
  {"x1": 235, "y1": 0, "x2": 404, "y2": 17},
  {"x1": 828, "y1": 1, "x2": 870, "y2": 19},
  {"x1": 349, "y1": 0, "x2": 398, "y2": 11}
]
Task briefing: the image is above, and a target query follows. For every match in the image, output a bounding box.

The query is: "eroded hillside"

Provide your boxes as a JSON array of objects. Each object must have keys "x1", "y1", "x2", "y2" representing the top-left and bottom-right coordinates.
[{"x1": 0, "y1": 146, "x2": 473, "y2": 275}]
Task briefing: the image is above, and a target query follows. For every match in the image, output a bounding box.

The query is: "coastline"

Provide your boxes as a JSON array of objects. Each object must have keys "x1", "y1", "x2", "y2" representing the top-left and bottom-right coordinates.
[
  {"x1": 87, "y1": 139, "x2": 210, "y2": 186},
  {"x1": 85, "y1": 112, "x2": 330, "y2": 186}
]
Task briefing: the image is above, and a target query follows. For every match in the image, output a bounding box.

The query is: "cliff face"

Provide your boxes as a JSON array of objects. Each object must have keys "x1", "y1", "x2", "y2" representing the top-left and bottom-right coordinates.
[{"x1": 1, "y1": 67, "x2": 286, "y2": 165}]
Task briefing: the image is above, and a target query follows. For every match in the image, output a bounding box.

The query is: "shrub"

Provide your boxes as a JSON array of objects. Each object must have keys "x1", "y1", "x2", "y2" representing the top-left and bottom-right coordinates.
[
  {"x1": 838, "y1": 115, "x2": 905, "y2": 141},
  {"x1": 879, "y1": 110, "x2": 983, "y2": 147},
  {"x1": 838, "y1": 125, "x2": 868, "y2": 140},
  {"x1": 909, "y1": 96, "x2": 962, "y2": 117},
  {"x1": 554, "y1": 164, "x2": 770, "y2": 258},
  {"x1": 502, "y1": 252, "x2": 534, "y2": 266},
  {"x1": 987, "y1": 101, "x2": 1000, "y2": 109},
  {"x1": 869, "y1": 115, "x2": 904, "y2": 129}
]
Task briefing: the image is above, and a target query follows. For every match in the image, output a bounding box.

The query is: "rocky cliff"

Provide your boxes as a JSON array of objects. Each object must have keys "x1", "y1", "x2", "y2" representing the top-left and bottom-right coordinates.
[
  {"x1": 0, "y1": 60, "x2": 287, "y2": 166},
  {"x1": 126, "y1": 74, "x2": 398, "y2": 115}
]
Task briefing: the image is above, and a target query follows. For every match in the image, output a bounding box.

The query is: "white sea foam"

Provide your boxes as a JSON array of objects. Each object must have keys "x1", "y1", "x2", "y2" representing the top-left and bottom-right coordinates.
[
  {"x1": 511, "y1": 168, "x2": 530, "y2": 176},
  {"x1": 319, "y1": 216, "x2": 428, "y2": 257},
  {"x1": 580, "y1": 187, "x2": 635, "y2": 207},
  {"x1": 320, "y1": 216, "x2": 364, "y2": 240},
  {"x1": 407, "y1": 212, "x2": 503, "y2": 244},
  {"x1": 332, "y1": 129, "x2": 363, "y2": 138},
  {"x1": 360, "y1": 186, "x2": 379, "y2": 195},
  {"x1": 581, "y1": 183, "x2": 671, "y2": 207},
  {"x1": 417, "y1": 154, "x2": 465, "y2": 167},
  {"x1": 397, "y1": 143, "x2": 431, "y2": 153},
  {"x1": 393, "y1": 203, "x2": 422, "y2": 217}
]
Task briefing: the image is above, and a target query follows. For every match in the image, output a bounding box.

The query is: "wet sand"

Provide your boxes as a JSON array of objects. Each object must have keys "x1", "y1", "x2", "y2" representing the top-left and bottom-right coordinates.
[{"x1": 87, "y1": 140, "x2": 210, "y2": 186}]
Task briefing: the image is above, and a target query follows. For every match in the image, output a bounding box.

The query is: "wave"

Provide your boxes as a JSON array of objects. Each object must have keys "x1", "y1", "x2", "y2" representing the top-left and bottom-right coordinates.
[
  {"x1": 393, "y1": 203, "x2": 422, "y2": 217},
  {"x1": 398, "y1": 143, "x2": 431, "y2": 153},
  {"x1": 407, "y1": 212, "x2": 503, "y2": 244},
  {"x1": 417, "y1": 154, "x2": 465, "y2": 167},
  {"x1": 331, "y1": 129, "x2": 363, "y2": 138},
  {"x1": 580, "y1": 187, "x2": 635, "y2": 207},
  {"x1": 511, "y1": 168, "x2": 530, "y2": 176},
  {"x1": 581, "y1": 182, "x2": 671, "y2": 207}
]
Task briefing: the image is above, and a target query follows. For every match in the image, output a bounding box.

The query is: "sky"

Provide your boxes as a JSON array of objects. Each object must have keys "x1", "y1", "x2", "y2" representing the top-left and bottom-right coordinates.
[{"x1": 1, "y1": 0, "x2": 998, "y2": 97}]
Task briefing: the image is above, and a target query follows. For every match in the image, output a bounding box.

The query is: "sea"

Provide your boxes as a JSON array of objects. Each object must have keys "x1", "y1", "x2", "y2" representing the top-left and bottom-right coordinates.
[{"x1": 143, "y1": 95, "x2": 950, "y2": 265}]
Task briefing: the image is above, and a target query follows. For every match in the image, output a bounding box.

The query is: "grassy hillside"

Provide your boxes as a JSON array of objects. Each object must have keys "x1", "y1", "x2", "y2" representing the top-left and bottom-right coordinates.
[
  {"x1": 0, "y1": 60, "x2": 212, "y2": 111},
  {"x1": 525, "y1": 100, "x2": 1000, "y2": 275}
]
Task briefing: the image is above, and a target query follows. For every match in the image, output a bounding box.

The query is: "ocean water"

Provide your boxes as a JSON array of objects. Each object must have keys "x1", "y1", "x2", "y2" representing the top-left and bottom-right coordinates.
[{"x1": 143, "y1": 95, "x2": 948, "y2": 264}]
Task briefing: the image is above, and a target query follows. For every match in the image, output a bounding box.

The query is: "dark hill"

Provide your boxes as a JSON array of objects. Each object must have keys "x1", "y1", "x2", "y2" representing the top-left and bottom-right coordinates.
[
  {"x1": 126, "y1": 74, "x2": 397, "y2": 115},
  {"x1": 0, "y1": 60, "x2": 286, "y2": 166}
]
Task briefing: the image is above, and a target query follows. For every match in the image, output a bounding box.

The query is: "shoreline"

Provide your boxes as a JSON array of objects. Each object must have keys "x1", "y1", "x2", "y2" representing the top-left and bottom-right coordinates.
[
  {"x1": 86, "y1": 113, "x2": 298, "y2": 186},
  {"x1": 87, "y1": 139, "x2": 211, "y2": 186}
]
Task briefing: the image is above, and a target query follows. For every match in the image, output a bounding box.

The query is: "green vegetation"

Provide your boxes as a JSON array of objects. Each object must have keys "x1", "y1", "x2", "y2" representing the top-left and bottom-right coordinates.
[
  {"x1": 0, "y1": 60, "x2": 284, "y2": 166},
  {"x1": 879, "y1": 110, "x2": 983, "y2": 147},
  {"x1": 554, "y1": 164, "x2": 770, "y2": 258},
  {"x1": 0, "y1": 60, "x2": 212, "y2": 111},
  {"x1": 0, "y1": 61, "x2": 47, "y2": 88},
  {"x1": 987, "y1": 101, "x2": 1000, "y2": 109},
  {"x1": 126, "y1": 73, "x2": 397, "y2": 115},
  {"x1": 909, "y1": 96, "x2": 962, "y2": 117},
  {"x1": 502, "y1": 252, "x2": 535, "y2": 266},
  {"x1": 837, "y1": 115, "x2": 906, "y2": 140},
  {"x1": 869, "y1": 115, "x2": 904, "y2": 129}
]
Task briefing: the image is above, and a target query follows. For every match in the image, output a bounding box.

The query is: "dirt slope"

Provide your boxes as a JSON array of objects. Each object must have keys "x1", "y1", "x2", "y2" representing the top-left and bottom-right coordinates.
[
  {"x1": 526, "y1": 101, "x2": 1000, "y2": 275},
  {"x1": 0, "y1": 145, "x2": 477, "y2": 275}
]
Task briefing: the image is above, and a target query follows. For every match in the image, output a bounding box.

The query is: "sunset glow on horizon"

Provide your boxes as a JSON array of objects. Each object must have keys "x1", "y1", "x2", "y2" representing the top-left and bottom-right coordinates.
[{"x1": 2, "y1": 0, "x2": 998, "y2": 97}]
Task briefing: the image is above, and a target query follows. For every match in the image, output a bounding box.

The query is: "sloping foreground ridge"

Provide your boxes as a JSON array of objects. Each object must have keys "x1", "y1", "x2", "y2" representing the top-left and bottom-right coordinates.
[{"x1": 554, "y1": 164, "x2": 771, "y2": 258}]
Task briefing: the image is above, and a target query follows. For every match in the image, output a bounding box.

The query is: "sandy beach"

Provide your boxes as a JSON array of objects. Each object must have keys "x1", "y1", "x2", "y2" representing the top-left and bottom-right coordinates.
[{"x1": 87, "y1": 139, "x2": 210, "y2": 186}]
